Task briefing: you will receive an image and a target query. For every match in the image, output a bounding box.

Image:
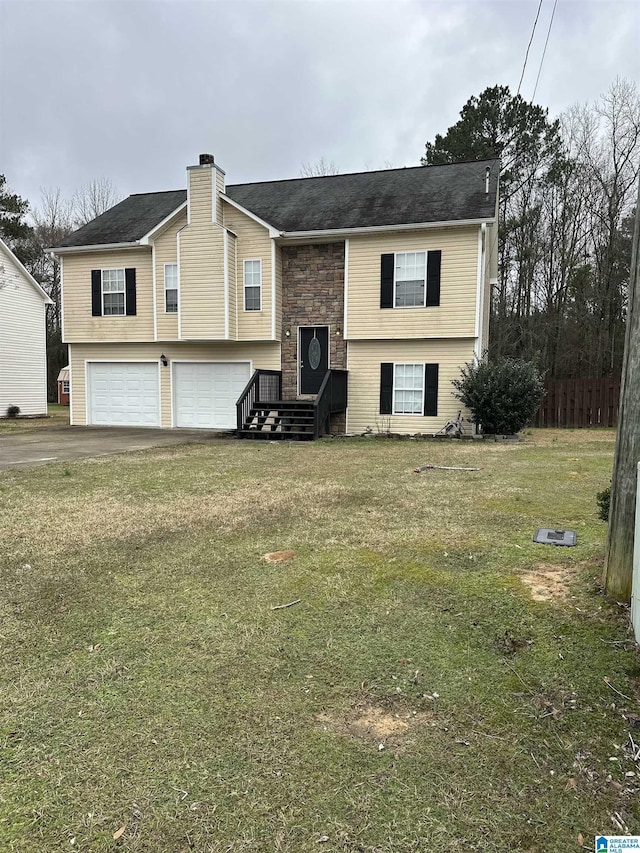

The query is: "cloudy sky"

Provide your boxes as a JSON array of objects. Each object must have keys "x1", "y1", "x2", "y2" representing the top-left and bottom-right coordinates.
[{"x1": 1, "y1": 0, "x2": 638, "y2": 210}]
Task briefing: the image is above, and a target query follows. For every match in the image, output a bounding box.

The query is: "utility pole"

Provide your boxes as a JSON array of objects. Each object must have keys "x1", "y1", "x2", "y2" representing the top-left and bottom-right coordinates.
[{"x1": 604, "y1": 180, "x2": 640, "y2": 602}]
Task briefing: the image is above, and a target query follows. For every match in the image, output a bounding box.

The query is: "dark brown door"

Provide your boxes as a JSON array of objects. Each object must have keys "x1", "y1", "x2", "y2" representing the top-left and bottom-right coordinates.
[{"x1": 299, "y1": 327, "x2": 329, "y2": 395}]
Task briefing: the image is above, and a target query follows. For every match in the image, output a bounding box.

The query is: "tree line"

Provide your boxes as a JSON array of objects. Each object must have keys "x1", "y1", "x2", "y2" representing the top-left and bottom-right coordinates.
[{"x1": 423, "y1": 78, "x2": 640, "y2": 380}]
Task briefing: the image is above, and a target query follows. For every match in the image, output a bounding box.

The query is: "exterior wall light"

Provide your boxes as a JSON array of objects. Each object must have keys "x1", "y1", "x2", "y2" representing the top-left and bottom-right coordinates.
[
  {"x1": 160, "y1": 354, "x2": 168, "y2": 366},
  {"x1": 285, "y1": 329, "x2": 291, "y2": 338}
]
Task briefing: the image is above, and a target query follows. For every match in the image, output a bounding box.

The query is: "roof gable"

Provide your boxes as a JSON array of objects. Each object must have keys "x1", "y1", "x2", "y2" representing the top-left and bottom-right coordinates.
[
  {"x1": 55, "y1": 190, "x2": 188, "y2": 249},
  {"x1": 0, "y1": 238, "x2": 53, "y2": 304}
]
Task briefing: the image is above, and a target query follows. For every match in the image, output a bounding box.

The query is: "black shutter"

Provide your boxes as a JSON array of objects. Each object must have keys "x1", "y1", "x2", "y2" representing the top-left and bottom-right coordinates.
[
  {"x1": 380, "y1": 363, "x2": 393, "y2": 414},
  {"x1": 424, "y1": 364, "x2": 439, "y2": 417},
  {"x1": 426, "y1": 250, "x2": 441, "y2": 307},
  {"x1": 380, "y1": 254, "x2": 394, "y2": 309},
  {"x1": 91, "y1": 270, "x2": 102, "y2": 316},
  {"x1": 125, "y1": 268, "x2": 136, "y2": 316}
]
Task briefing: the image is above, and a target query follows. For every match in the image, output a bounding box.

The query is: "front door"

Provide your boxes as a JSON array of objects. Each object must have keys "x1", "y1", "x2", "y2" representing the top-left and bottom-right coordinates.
[{"x1": 299, "y1": 326, "x2": 329, "y2": 395}]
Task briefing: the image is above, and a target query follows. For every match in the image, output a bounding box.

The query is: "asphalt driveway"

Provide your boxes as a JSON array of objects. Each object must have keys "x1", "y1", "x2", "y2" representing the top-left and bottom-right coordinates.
[{"x1": 0, "y1": 426, "x2": 228, "y2": 470}]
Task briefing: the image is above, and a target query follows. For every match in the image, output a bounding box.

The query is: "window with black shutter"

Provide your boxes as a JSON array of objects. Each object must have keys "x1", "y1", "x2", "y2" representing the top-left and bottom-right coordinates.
[
  {"x1": 424, "y1": 364, "x2": 439, "y2": 416},
  {"x1": 379, "y1": 251, "x2": 441, "y2": 309},
  {"x1": 380, "y1": 363, "x2": 393, "y2": 413},
  {"x1": 380, "y1": 255, "x2": 394, "y2": 308},
  {"x1": 91, "y1": 268, "x2": 136, "y2": 316}
]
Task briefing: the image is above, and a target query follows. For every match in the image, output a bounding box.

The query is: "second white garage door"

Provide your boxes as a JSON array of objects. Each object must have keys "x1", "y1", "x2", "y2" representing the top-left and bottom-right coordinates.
[{"x1": 173, "y1": 362, "x2": 251, "y2": 429}]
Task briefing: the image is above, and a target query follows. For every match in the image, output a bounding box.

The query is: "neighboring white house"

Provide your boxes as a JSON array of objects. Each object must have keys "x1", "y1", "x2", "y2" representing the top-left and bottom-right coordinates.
[{"x1": 0, "y1": 237, "x2": 53, "y2": 417}]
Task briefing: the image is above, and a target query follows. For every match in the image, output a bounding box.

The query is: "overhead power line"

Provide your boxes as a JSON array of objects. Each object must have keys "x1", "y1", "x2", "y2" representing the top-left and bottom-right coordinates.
[
  {"x1": 517, "y1": 0, "x2": 544, "y2": 96},
  {"x1": 532, "y1": 0, "x2": 559, "y2": 102}
]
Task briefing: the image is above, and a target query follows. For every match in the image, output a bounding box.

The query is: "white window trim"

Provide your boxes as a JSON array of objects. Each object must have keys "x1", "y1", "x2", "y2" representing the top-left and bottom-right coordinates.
[
  {"x1": 101, "y1": 268, "x2": 126, "y2": 317},
  {"x1": 243, "y1": 258, "x2": 262, "y2": 312},
  {"x1": 392, "y1": 362, "x2": 425, "y2": 416},
  {"x1": 62, "y1": 380, "x2": 70, "y2": 393},
  {"x1": 392, "y1": 251, "x2": 428, "y2": 309},
  {"x1": 164, "y1": 262, "x2": 179, "y2": 314}
]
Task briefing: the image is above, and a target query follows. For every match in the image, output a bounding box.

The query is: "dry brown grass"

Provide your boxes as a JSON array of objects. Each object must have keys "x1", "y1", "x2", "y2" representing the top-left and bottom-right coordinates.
[{"x1": 2, "y1": 428, "x2": 638, "y2": 852}]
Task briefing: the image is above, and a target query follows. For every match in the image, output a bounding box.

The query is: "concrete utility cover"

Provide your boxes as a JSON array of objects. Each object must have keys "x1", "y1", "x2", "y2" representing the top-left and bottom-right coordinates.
[{"x1": 533, "y1": 528, "x2": 577, "y2": 547}]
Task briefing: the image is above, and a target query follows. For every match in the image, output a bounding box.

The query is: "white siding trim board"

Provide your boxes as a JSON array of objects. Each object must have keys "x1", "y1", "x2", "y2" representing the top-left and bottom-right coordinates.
[
  {"x1": 343, "y1": 238, "x2": 349, "y2": 339},
  {"x1": 60, "y1": 255, "x2": 65, "y2": 342},
  {"x1": 474, "y1": 223, "x2": 486, "y2": 361},
  {"x1": 224, "y1": 232, "x2": 229, "y2": 338},
  {"x1": 68, "y1": 350, "x2": 74, "y2": 425},
  {"x1": 152, "y1": 243, "x2": 158, "y2": 341},
  {"x1": 271, "y1": 240, "x2": 276, "y2": 340}
]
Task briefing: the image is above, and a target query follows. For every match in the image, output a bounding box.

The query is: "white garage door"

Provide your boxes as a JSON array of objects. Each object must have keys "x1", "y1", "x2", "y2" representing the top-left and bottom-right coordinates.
[
  {"x1": 88, "y1": 362, "x2": 160, "y2": 427},
  {"x1": 174, "y1": 362, "x2": 250, "y2": 429}
]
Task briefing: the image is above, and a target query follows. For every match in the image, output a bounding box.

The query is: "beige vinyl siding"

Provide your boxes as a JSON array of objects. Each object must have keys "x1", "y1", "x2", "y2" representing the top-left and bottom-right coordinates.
[
  {"x1": 0, "y1": 250, "x2": 48, "y2": 416},
  {"x1": 346, "y1": 339, "x2": 475, "y2": 435},
  {"x1": 227, "y1": 230, "x2": 237, "y2": 341},
  {"x1": 69, "y1": 341, "x2": 281, "y2": 427},
  {"x1": 154, "y1": 210, "x2": 186, "y2": 341},
  {"x1": 347, "y1": 226, "x2": 479, "y2": 340},
  {"x1": 62, "y1": 248, "x2": 153, "y2": 343},
  {"x1": 223, "y1": 202, "x2": 273, "y2": 340},
  {"x1": 180, "y1": 168, "x2": 226, "y2": 339}
]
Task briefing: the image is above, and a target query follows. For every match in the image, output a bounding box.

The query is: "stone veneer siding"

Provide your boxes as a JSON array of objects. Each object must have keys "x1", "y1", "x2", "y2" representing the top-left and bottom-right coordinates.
[{"x1": 280, "y1": 242, "x2": 346, "y2": 432}]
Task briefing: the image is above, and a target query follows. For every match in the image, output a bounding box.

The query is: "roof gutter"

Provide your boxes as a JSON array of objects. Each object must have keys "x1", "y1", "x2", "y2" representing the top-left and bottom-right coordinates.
[
  {"x1": 279, "y1": 216, "x2": 496, "y2": 241},
  {"x1": 48, "y1": 241, "x2": 144, "y2": 255}
]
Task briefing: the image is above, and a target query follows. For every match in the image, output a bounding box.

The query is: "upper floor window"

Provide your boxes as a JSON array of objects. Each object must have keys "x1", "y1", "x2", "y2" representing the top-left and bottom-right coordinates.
[
  {"x1": 395, "y1": 252, "x2": 426, "y2": 308},
  {"x1": 102, "y1": 269, "x2": 125, "y2": 316},
  {"x1": 91, "y1": 268, "x2": 136, "y2": 317},
  {"x1": 164, "y1": 263, "x2": 178, "y2": 313},
  {"x1": 380, "y1": 250, "x2": 441, "y2": 309},
  {"x1": 244, "y1": 259, "x2": 262, "y2": 312}
]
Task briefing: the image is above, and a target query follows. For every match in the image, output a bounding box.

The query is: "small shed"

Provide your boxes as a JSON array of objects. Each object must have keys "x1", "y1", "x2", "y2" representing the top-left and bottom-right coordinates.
[{"x1": 57, "y1": 366, "x2": 70, "y2": 405}]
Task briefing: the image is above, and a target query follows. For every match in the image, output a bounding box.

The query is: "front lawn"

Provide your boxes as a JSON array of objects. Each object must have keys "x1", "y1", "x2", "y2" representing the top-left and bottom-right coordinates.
[
  {"x1": 0, "y1": 430, "x2": 637, "y2": 852},
  {"x1": 0, "y1": 404, "x2": 69, "y2": 433}
]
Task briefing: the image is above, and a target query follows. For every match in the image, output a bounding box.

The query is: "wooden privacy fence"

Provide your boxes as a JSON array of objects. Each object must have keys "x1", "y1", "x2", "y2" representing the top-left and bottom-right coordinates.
[{"x1": 533, "y1": 378, "x2": 621, "y2": 428}]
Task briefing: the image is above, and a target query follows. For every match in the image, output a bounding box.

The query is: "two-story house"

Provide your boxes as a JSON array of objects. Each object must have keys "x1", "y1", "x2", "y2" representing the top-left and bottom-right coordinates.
[{"x1": 53, "y1": 154, "x2": 498, "y2": 437}]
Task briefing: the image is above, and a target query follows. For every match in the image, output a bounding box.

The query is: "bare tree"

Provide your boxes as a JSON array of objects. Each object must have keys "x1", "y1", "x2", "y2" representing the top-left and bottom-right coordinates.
[
  {"x1": 73, "y1": 177, "x2": 121, "y2": 226},
  {"x1": 25, "y1": 188, "x2": 75, "y2": 400},
  {"x1": 299, "y1": 157, "x2": 340, "y2": 178}
]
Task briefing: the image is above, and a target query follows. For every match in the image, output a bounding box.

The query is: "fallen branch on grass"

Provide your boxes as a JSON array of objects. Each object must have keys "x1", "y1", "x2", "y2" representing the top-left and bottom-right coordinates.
[
  {"x1": 413, "y1": 464, "x2": 483, "y2": 473},
  {"x1": 604, "y1": 676, "x2": 633, "y2": 701},
  {"x1": 271, "y1": 599, "x2": 301, "y2": 611}
]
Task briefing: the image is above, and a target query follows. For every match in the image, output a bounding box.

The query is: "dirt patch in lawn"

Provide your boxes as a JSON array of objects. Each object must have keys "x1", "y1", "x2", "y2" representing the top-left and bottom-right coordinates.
[
  {"x1": 520, "y1": 562, "x2": 579, "y2": 601},
  {"x1": 318, "y1": 702, "x2": 435, "y2": 748}
]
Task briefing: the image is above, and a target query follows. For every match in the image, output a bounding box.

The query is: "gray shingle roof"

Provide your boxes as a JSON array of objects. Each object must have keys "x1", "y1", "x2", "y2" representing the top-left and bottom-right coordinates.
[
  {"x1": 227, "y1": 159, "x2": 499, "y2": 232},
  {"x1": 55, "y1": 190, "x2": 187, "y2": 248},
  {"x1": 55, "y1": 160, "x2": 499, "y2": 248}
]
